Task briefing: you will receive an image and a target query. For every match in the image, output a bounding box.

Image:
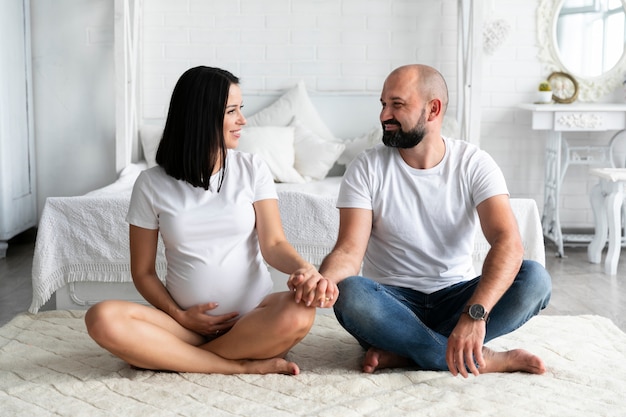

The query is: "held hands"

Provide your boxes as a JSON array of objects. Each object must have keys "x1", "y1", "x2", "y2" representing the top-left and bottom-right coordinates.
[
  {"x1": 287, "y1": 266, "x2": 339, "y2": 308},
  {"x1": 174, "y1": 302, "x2": 239, "y2": 336},
  {"x1": 445, "y1": 316, "x2": 487, "y2": 377}
]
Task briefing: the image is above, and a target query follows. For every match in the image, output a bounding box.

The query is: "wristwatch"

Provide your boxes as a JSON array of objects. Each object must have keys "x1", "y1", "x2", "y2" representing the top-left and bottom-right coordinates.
[{"x1": 464, "y1": 304, "x2": 489, "y2": 322}]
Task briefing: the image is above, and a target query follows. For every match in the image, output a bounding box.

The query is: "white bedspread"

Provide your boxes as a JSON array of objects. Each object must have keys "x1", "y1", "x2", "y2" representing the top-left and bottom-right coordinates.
[
  {"x1": 30, "y1": 166, "x2": 544, "y2": 313},
  {"x1": 1, "y1": 310, "x2": 625, "y2": 416},
  {"x1": 29, "y1": 170, "x2": 343, "y2": 313}
]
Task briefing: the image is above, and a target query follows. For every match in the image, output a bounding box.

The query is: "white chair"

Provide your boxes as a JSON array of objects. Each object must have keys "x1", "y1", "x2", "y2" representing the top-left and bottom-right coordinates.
[{"x1": 587, "y1": 130, "x2": 626, "y2": 275}]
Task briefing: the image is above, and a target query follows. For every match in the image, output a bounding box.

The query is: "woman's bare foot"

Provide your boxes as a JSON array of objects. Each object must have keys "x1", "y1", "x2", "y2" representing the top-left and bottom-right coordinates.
[
  {"x1": 242, "y1": 357, "x2": 300, "y2": 375},
  {"x1": 479, "y1": 347, "x2": 545, "y2": 375},
  {"x1": 130, "y1": 358, "x2": 299, "y2": 375},
  {"x1": 362, "y1": 348, "x2": 414, "y2": 373}
]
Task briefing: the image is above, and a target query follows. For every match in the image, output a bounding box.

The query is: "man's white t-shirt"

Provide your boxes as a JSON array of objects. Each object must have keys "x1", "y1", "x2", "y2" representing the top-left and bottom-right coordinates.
[
  {"x1": 126, "y1": 151, "x2": 277, "y2": 316},
  {"x1": 337, "y1": 137, "x2": 509, "y2": 294}
]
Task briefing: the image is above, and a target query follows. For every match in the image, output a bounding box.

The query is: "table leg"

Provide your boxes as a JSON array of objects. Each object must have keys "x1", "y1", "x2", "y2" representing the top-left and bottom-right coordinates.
[
  {"x1": 588, "y1": 182, "x2": 607, "y2": 264},
  {"x1": 542, "y1": 131, "x2": 564, "y2": 257},
  {"x1": 604, "y1": 181, "x2": 624, "y2": 275}
]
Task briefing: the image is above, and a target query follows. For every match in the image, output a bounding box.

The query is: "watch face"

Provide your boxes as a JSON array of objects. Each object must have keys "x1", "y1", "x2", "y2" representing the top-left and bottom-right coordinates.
[{"x1": 469, "y1": 304, "x2": 485, "y2": 319}]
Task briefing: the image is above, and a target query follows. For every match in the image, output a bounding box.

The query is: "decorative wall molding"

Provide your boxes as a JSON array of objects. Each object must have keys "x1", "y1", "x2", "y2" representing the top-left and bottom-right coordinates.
[
  {"x1": 556, "y1": 113, "x2": 603, "y2": 129},
  {"x1": 483, "y1": 18, "x2": 509, "y2": 55}
]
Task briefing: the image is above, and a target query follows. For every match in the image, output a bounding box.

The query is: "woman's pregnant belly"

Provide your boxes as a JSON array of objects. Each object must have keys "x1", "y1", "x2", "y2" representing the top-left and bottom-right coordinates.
[{"x1": 166, "y1": 258, "x2": 273, "y2": 317}]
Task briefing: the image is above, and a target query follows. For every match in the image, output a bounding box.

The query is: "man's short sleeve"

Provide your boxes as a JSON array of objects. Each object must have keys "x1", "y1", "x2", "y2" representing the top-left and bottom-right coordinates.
[{"x1": 336, "y1": 154, "x2": 373, "y2": 210}]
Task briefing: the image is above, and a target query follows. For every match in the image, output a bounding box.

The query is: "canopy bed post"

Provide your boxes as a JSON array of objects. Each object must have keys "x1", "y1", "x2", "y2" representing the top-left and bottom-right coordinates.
[
  {"x1": 0, "y1": 0, "x2": 37, "y2": 258},
  {"x1": 457, "y1": 0, "x2": 483, "y2": 145},
  {"x1": 114, "y1": 0, "x2": 142, "y2": 173}
]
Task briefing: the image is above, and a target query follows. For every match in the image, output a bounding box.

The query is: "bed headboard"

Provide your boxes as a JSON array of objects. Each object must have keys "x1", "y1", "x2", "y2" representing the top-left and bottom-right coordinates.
[{"x1": 113, "y1": 0, "x2": 483, "y2": 174}]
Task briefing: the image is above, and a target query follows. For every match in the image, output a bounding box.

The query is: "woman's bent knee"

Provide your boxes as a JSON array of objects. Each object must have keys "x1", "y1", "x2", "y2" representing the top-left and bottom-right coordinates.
[
  {"x1": 268, "y1": 293, "x2": 315, "y2": 337},
  {"x1": 286, "y1": 300, "x2": 316, "y2": 335},
  {"x1": 84, "y1": 300, "x2": 131, "y2": 346}
]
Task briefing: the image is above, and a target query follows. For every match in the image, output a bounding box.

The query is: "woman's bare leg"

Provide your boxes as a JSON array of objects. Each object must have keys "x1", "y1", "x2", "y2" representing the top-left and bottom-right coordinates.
[
  {"x1": 85, "y1": 300, "x2": 302, "y2": 374},
  {"x1": 206, "y1": 292, "x2": 316, "y2": 360}
]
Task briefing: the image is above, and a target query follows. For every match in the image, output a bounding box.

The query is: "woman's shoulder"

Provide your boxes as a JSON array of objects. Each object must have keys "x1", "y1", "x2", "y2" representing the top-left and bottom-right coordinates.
[
  {"x1": 137, "y1": 165, "x2": 167, "y2": 182},
  {"x1": 134, "y1": 166, "x2": 178, "y2": 191},
  {"x1": 229, "y1": 149, "x2": 257, "y2": 163},
  {"x1": 228, "y1": 150, "x2": 267, "y2": 172},
  {"x1": 228, "y1": 150, "x2": 275, "y2": 191}
]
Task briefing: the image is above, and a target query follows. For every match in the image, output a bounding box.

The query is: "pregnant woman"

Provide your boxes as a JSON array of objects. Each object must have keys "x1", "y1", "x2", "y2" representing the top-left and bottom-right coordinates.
[{"x1": 85, "y1": 66, "x2": 338, "y2": 375}]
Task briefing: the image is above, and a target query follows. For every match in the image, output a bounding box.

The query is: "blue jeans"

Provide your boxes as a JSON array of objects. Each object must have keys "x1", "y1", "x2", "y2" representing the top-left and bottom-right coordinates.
[{"x1": 333, "y1": 260, "x2": 552, "y2": 371}]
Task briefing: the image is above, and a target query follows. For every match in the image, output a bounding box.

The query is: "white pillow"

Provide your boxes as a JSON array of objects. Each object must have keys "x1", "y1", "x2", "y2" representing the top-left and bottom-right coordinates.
[
  {"x1": 337, "y1": 126, "x2": 382, "y2": 166},
  {"x1": 246, "y1": 80, "x2": 335, "y2": 141},
  {"x1": 237, "y1": 126, "x2": 305, "y2": 183},
  {"x1": 139, "y1": 124, "x2": 163, "y2": 168},
  {"x1": 291, "y1": 118, "x2": 346, "y2": 180}
]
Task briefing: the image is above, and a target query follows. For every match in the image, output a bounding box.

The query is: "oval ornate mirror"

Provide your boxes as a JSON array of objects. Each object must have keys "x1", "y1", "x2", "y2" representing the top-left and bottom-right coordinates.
[{"x1": 537, "y1": 0, "x2": 626, "y2": 102}]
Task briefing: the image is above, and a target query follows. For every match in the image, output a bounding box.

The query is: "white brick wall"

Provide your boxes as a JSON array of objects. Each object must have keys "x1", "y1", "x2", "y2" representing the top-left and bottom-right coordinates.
[
  {"x1": 140, "y1": 0, "x2": 458, "y2": 118},
  {"x1": 139, "y1": 0, "x2": 624, "y2": 230}
]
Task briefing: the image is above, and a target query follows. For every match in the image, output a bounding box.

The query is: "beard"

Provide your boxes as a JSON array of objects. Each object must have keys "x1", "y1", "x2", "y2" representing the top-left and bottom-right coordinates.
[{"x1": 382, "y1": 109, "x2": 427, "y2": 149}]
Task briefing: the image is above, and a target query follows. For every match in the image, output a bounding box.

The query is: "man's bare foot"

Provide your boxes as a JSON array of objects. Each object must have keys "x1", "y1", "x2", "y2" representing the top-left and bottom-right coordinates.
[
  {"x1": 242, "y1": 357, "x2": 300, "y2": 375},
  {"x1": 362, "y1": 348, "x2": 414, "y2": 373},
  {"x1": 479, "y1": 347, "x2": 545, "y2": 375}
]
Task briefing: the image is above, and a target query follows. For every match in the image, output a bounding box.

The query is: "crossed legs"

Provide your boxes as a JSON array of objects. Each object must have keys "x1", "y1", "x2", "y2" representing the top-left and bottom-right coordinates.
[
  {"x1": 334, "y1": 260, "x2": 552, "y2": 375},
  {"x1": 85, "y1": 291, "x2": 315, "y2": 375}
]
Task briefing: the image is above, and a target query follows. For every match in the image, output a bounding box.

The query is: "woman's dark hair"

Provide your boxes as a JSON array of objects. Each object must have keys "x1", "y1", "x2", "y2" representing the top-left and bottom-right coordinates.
[{"x1": 156, "y1": 66, "x2": 240, "y2": 191}]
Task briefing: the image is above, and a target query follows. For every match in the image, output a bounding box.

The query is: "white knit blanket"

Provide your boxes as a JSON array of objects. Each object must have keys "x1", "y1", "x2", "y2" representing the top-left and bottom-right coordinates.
[
  {"x1": 30, "y1": 168, "x2": 544, "y2": 313},
  {"x1": 29, "y1": 186, "x2": 341, "y2": 313},
  {"x1": 1, "y1": 311, "x2": 625, "y2": 416}
]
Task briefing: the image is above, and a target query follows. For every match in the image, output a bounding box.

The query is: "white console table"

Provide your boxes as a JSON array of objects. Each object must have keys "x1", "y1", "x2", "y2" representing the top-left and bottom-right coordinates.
[{"x1": 519, "y1": 103, "x2": 626, "y2": 257}]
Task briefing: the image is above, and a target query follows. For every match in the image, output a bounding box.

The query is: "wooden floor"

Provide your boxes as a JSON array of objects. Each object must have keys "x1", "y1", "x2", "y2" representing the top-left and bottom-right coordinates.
[{"x1": 1, "y1": 228, "x2": 625, "y2": 332}]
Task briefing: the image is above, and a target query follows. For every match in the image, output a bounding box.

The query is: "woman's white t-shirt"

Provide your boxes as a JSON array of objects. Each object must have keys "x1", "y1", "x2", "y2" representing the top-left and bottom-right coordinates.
[
  {"x1": 126, "y1": 151, "x2": 277, "y2": 316},
  {"x1": 337, "y1": 137, "x2": 509, "y2": 294}
]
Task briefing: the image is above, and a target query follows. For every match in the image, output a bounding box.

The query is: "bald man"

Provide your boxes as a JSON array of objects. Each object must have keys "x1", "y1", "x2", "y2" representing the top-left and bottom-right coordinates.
[{"x1": 289, "y1": 64, "x2": 552, "y2": 378}]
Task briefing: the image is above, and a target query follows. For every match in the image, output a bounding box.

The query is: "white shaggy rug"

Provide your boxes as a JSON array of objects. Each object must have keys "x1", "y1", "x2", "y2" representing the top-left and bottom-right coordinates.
[{"x1": 1, "y1": 311, "x2": 625, "y2": 417}]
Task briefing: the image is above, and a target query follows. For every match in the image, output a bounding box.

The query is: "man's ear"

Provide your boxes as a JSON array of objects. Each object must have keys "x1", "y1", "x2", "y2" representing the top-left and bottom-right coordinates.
[{"x1": 428, "y1": 99, "x2": 442, "y2": 121}]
